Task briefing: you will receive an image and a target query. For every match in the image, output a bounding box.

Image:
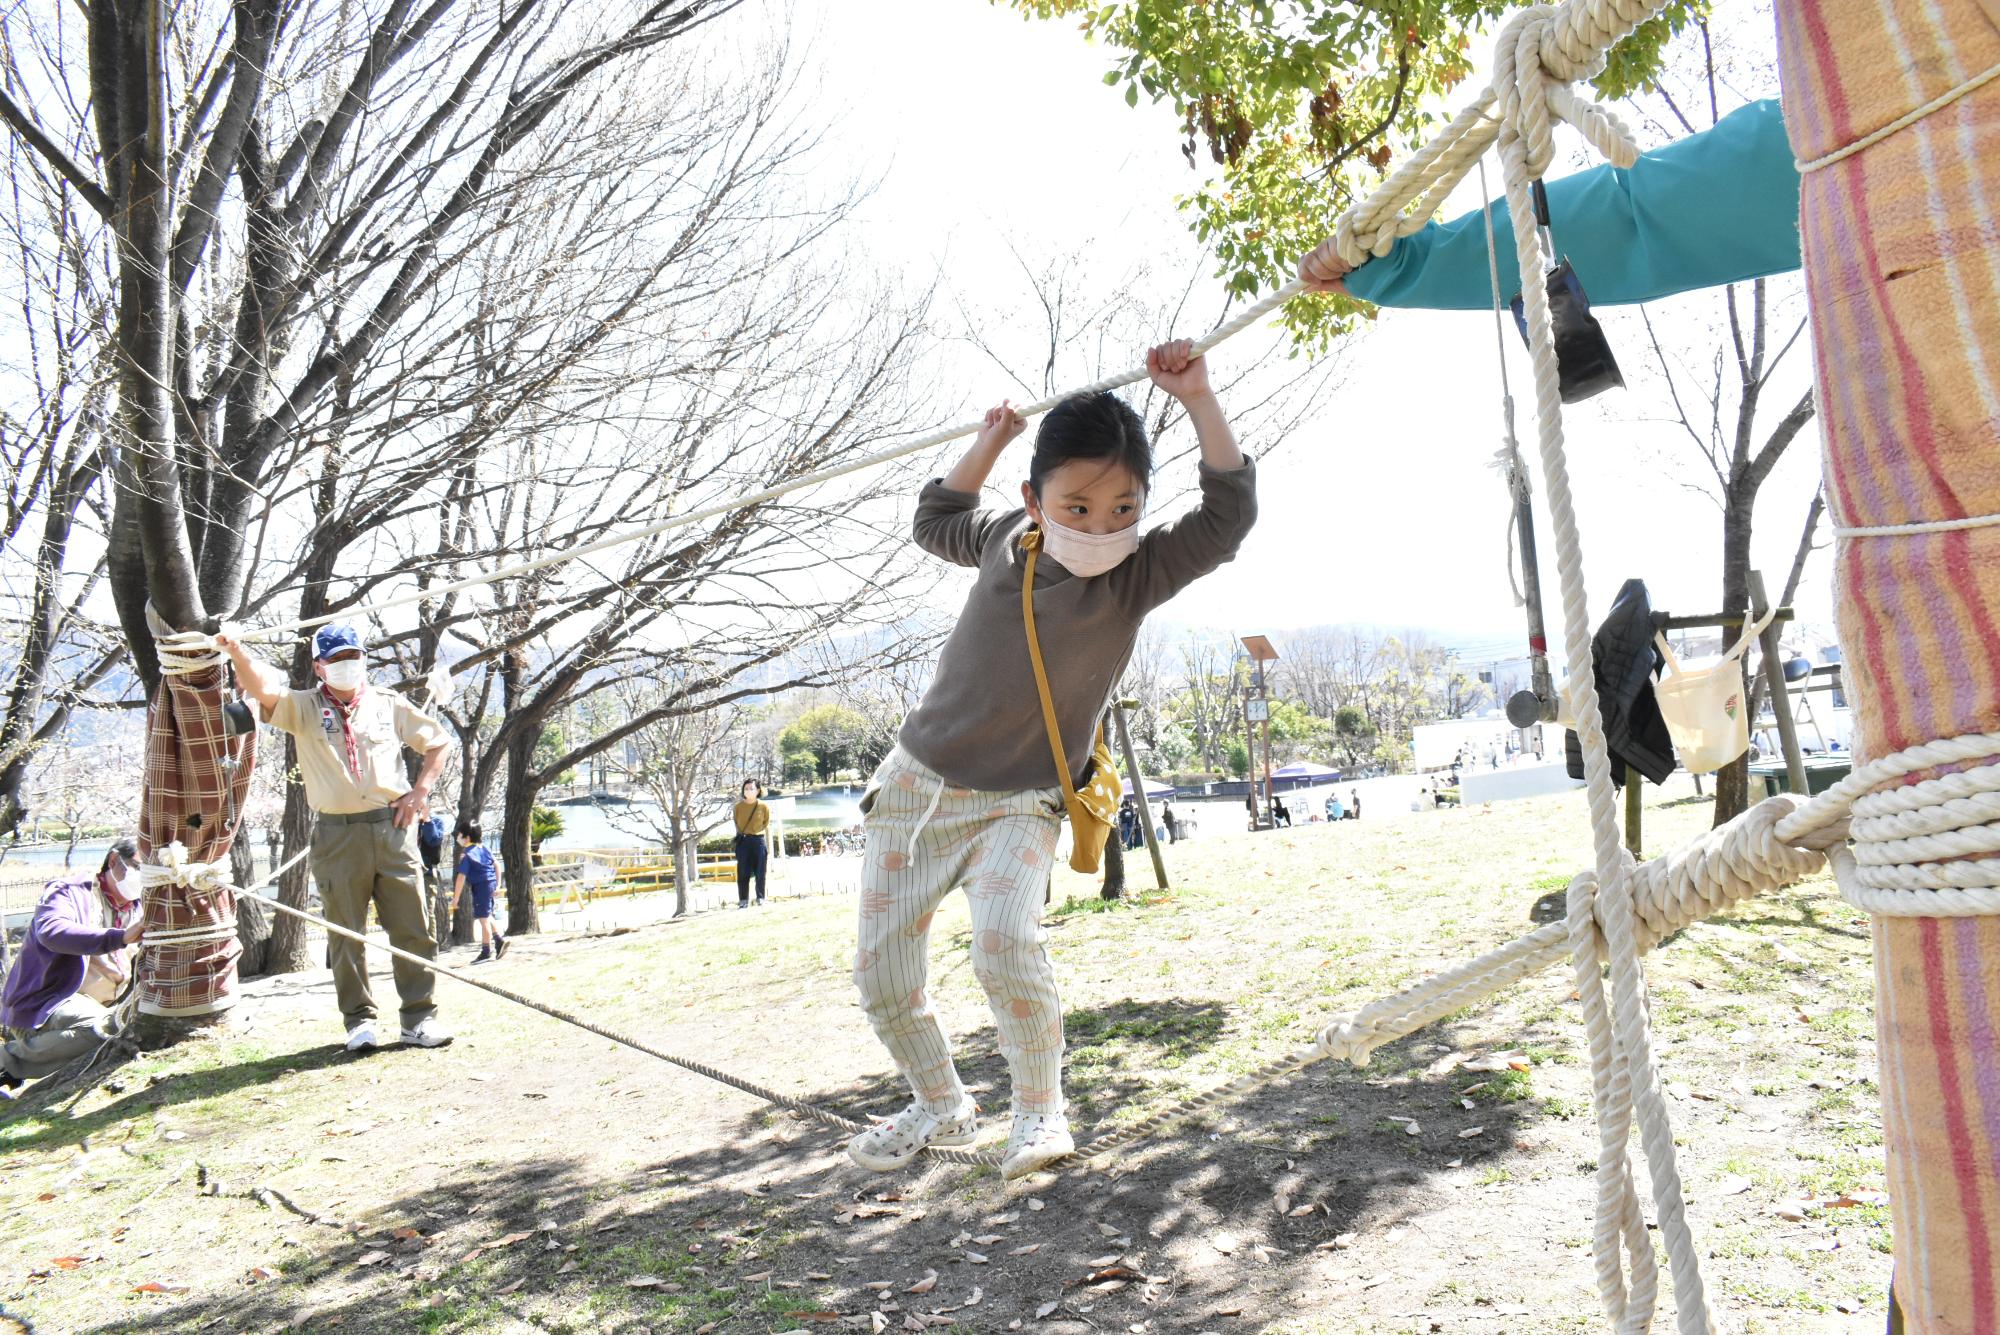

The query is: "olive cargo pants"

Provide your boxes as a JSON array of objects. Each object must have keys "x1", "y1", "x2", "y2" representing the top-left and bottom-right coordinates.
[{"x1": 312, "y1": 809, "x2": 439, "y2": 1029}]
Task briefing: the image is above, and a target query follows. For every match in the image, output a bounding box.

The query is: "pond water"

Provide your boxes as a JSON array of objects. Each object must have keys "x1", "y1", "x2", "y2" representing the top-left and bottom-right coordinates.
[{"x1": 541, "y1": 785, "x2": 867, "y2": 850}]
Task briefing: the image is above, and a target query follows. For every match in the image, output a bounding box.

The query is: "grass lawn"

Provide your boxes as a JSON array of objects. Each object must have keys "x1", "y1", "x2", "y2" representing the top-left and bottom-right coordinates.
[{"x1": 0, "y1": 779, "x2": 1888, "y2": 1333}]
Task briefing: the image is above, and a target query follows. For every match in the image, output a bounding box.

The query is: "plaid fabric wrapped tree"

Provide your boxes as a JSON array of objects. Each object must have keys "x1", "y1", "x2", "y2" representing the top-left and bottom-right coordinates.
[{"x1": 137, "y1": 657, "x2": 256, "y2": 1017}]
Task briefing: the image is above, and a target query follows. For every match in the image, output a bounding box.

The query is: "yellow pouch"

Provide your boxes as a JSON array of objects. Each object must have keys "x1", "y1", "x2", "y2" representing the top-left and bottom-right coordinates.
[{"x1": 1021, "y1": 532, "x2": 1121, "y2": 874}]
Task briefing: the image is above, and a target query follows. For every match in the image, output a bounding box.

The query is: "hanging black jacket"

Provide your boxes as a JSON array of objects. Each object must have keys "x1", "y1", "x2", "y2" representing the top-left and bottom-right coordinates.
[{"x1": 1564, "y1": 578, "x2": 1677, "y2": 787}]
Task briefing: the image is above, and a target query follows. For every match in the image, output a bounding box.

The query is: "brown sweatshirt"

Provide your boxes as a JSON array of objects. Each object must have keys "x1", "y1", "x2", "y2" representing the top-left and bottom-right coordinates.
[
  {"x1": 897, "y1": 458, "x2": 1257, "y2": 793},
  {"x1": 733, "y1": 801, "x2": 770, "y2": 836}
]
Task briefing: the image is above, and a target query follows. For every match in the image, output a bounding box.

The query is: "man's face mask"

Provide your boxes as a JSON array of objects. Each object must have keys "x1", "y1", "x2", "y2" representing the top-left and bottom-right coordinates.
[{"x1": 321, "y1": 658, "x2": 367, "y2": 692}]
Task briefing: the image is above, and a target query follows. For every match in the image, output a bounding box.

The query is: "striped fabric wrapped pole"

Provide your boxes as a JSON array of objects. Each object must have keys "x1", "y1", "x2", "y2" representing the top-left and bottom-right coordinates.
[{"x1": 1776, "y1": 0, "x2": 2000, "y2": 1326}]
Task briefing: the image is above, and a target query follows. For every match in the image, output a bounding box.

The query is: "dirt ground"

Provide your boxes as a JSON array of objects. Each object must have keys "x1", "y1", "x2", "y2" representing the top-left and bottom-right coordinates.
[{"x1": 1, "y1": 779, "x2": 1891, "y2": 1334}]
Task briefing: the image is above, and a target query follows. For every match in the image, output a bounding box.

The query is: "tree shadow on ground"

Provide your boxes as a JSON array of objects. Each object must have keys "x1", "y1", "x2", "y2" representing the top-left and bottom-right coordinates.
[
  {"x1": 1, "y1": 1042, "x2": 357, "y2": 1154},
  {"x1": 71, "y1": 998, "x2": 1540, "y2": 1335}
]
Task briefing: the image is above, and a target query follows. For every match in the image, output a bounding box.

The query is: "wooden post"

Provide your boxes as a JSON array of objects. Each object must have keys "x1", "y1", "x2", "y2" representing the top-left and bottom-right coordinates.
[
  {"x1": 1749, "y1": 570, "x2": 1809, "y2": 796},
  {"x1": 1113, "y1": 702, "x2": 1169, "y2": 891},
  {"x1": 1623, "y1": 773, "x2": 1643, "y2": 859}
]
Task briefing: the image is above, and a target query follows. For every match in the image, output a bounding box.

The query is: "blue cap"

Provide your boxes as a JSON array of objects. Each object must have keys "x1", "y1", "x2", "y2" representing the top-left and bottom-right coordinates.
[{"x1": 312, "y1": 624, "x2": 364, "y2": 660}]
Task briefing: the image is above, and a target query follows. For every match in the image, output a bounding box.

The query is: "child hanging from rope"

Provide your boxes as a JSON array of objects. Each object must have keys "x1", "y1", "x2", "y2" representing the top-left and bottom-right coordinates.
[{"x1": 849, "y1": 339, "x2": 1255, "y2": 1179}]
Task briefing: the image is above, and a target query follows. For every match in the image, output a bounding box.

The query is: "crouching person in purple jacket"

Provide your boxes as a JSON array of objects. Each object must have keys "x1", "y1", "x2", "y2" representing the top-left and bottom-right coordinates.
[{"x1": 1, "y1": 837, "x2": 146, "y2": 1095}]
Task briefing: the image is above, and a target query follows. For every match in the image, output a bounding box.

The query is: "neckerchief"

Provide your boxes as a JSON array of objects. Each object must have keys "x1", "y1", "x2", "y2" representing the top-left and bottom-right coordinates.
[{"x1": 319, "y1": 683, "x2": 368, "y2": 781}]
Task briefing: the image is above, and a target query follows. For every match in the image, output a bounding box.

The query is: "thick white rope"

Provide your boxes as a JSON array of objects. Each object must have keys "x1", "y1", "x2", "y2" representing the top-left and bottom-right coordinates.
[{"x1": 190, "y1": 283, "x2": 1299, "y2": 645}]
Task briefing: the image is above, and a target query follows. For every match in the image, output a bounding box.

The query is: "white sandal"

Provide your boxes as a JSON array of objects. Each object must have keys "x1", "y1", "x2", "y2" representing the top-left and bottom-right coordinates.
[
  {"x1": 848, "y1": 1101, "x2": 979, "y2": 1172},
  {"x1": 1000, "y1": 1111, "x2": 1074, "y2": 1179}
]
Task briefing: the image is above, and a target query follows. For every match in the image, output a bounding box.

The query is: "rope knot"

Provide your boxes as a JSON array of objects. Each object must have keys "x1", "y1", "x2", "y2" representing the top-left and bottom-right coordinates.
[{"x1": 142, "y1": 841, "x2": 229, "y2": 893}]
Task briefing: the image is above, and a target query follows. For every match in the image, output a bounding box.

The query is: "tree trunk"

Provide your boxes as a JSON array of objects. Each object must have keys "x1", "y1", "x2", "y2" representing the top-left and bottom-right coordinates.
[
  {"x1": 1100, "y1": 830, "x2": 1125, "y2": 902},
  {"x1": 1711, "y1": 493, "x2": 1756, "y2": 826},
  {"x1": 235, "y1": 886, "x2": 274, "y2": 979},
  {"x1": 670, "y1": 809, "x2": 690, "y2": 918},
  {"x1": 263, "y1": 763, "x2": 317, "y2": 974},
  {"x1": 500, "y1": 735, "x2": 541, "y2": 938}
]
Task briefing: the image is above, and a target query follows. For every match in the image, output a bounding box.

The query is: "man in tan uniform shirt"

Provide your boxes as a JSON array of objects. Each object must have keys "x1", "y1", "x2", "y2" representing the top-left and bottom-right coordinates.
[{"x1": 218, "y1": 623, "x2": 454, "y2": 1051}]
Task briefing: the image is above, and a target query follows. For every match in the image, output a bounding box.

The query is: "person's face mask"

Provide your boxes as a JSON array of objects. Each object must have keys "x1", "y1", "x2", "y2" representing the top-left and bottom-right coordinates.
[
  {"x1": 1039, "y1": 512, "x2": 1142, "y2": 578},
  {"x1": 321, "y1": 658, "x2": 367, "y2": 692},
  {"x1": 114, "y1": 867, "x2": 141, "y2": 904}
]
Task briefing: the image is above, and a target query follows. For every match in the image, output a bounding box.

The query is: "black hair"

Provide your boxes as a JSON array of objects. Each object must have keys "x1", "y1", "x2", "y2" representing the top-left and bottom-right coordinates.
[
  {"x1": 1028, "y1": 391, "x2": 1151, "y2": 498},
  {"x1": 741, "y1": 778, "x2": 763, "y2": 797},
  {"x1": 455, "y1": 819, "x2": 482, "y2": 844},
  {"x1": 101, "y1": 837, "x2": 138, "y2": 874}
]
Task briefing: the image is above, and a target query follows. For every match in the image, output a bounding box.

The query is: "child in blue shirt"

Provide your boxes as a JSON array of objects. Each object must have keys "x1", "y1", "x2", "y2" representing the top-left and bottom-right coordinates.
[{"x1": 449, "y1": 820, "x2": 505, "y2": 963}]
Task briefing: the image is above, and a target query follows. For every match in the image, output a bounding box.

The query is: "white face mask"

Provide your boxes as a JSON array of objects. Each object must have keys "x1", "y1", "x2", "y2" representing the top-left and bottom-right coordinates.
[
  {"x1": 115, "y1": 868, "x2": 142, "y2": 903},
  {"x1": 321, "y1": 659, "x2": 368, "y2": 692},
  {"x1": 1039, "y1": 513, "x2": 1142, "y2": 578}
]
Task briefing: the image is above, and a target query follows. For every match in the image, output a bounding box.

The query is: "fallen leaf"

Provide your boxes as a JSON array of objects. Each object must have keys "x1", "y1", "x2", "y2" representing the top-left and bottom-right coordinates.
[
  {"x1": 1036, "y1": 1300, "x2": 1062, "y2": 1319},
  {"x1": 1446, "y1": 1158, "x2": 1463, "y2": 1169},
  {"x1": 132, "y1": 1281, "x2": 190, "y2": 1294},
  {"x1": 493, "y1": 1231, "x2": 533, "y2": 1248},
  {"x1": 965, "y1": 1252, "x2": 989, "y2": 1265},
  {"x1": 1464, "y1": 1050, "x2": 1527, "y2": 1073},
  {"x1": 973, "y1": 1234, "x2": 1005, "y2": 1246},
  {"x1": 1095, "y1": 1222, "x2": 1122, "y2": 1238},
  {"x1": 966, "y1": 1286, "x2": 983, "y2": 1306},
  {"x1": 865, "y1": 1281, "x2": 894, "y2": 1290},
  {"x1": 907, "y1": 1269, "x2": 939, "y2": 1294},
  {"x1": 1009, "y1": 1245, "x2": 1041, "y2": 1256},
  {"x1": 1211, "y1": 1233, "x2": 1238, "y2": 1255},
  {"x1": 392, "y1": 1227, "x2": 422, "y2": 1241},
  {"x1": 1713, "y1": 1175, "x2": 1754, "y2": 1197},
  {"x1": 1405, "y1": 1122, "x2": 1422, "y2": 1136},
  {"x1": 1773, "y1": 1201, "x2": 1811, "y2": 1221},
  {"x1": 807, "y1": 1270, "x2": 833, "y2": 1280},
  {"x1": 497, "y1": 1278, "x2": 526, "y2": 1295},
  {"x1": 557, "y1": 1260, "x2": 579, "y2": 1275},
  {"x1": 783, "y1": 1311, "x2": 841, "y2": 1323},
  {"x1": 1317, "y1": 1233, "x2": 1358, "y2": 1251},
  {"x1": 1458, "y1": 1126, "x2": 1485, "y2": 1140},
  {"x1": 1833, "y1": 1190, "x2": 1889, "y2": 1207},
  {"x1": 355, "y1": 1251, "x2": 390, "y2": 1267},
  {"x1": 1087, "y1": 1253, "x2": 1123, "y2": 1268},
  {"x1": 627, "y1": 1275, "x2": 670, "y2": 1289},
  {"x1": 744, "y1": 1270, "x2": 775, "y2": 1282},
  {"x1": 51, "y1": 1256, "x2": 87, "y2": 1271},
  {"x1": 987, "y1": 1213, "x2": 1019, "y2": 1225},
  {"x1": 1027, "y1": 1198, "x2": 1046, "y2": 1212},
  {"x1": 247, "y1": 1266, "x2": 277, "y2": 1281}
]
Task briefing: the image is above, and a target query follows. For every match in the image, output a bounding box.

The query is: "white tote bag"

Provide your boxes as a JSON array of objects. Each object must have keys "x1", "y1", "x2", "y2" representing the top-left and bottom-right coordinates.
[{"x1": 1652, "y1": 607, "x2": 1776, "y2": 773}]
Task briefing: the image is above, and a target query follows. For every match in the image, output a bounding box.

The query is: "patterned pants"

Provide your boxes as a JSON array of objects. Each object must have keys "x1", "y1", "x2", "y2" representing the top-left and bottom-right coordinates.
[{"x1": 853, "y1": 747, "x2": 1066, "y2": 1116}]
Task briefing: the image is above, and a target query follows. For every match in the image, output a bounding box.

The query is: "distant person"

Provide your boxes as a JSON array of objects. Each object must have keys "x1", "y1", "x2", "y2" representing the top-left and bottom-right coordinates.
[
  {"x1": 1326, "y1": 793, "x2": 1346, "y2": 821},
  {"x1": 734, "y1": 778, "x2": 771, "y2": 908},
  {"x1": 1349, "y1": 788, "x2": 1362, "y2": 821},
  {"x1": 1, "y1": 838, "x2": 146, "y2": 1095},
  {"x1": 848, "y1": 341, "x2": 1256, "y2": 1182},
  {"x1": 218, "y1": 623, "x2": 453, "y2": 1052},
  {"x1": 1162, "y1": 803, "x2": 1179, "y2": 845},
  {"x1": 418, "y1": 813, "x2": 448, "y2": 943},
  {"x1": 1118, "y1": 799, "x2": 1139, "y2": 851},
  {"x1": 449, "y1": 821, "x2": 505, "y2": 962},
  {"x1": 1272, "y1": 795, "x2": 1292, "y2": 828}
]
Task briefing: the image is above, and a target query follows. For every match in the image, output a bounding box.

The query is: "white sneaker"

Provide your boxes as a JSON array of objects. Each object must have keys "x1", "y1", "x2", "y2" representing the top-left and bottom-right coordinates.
[
  {"x1": 344, "y1": 1021, "x2": 379, "y2": 1052},
  {"x1": 1000, "y1": 1111, "x2": 1074, "y2": 1180},
  {"x1": 399, "y1": 1017, "x2": 454, "y2": 1048},
  {"x1": 847, "y1": 1101, "x2": 979, "y2": 1172}
]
